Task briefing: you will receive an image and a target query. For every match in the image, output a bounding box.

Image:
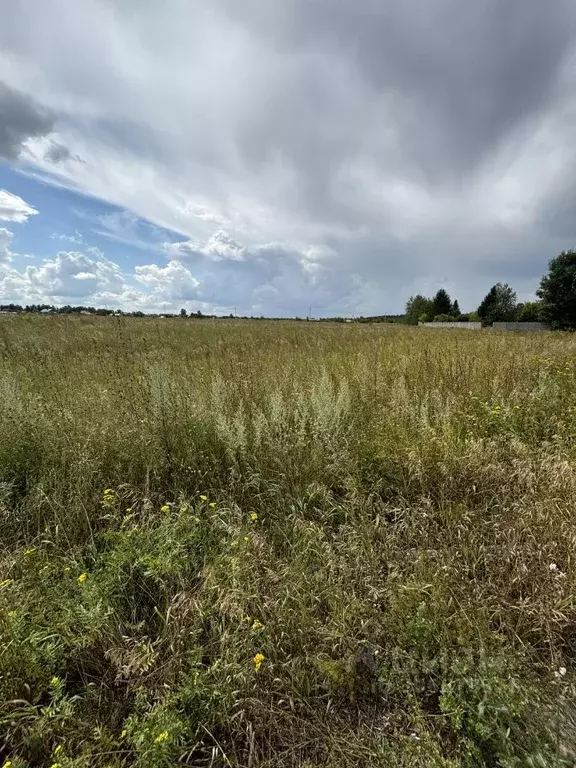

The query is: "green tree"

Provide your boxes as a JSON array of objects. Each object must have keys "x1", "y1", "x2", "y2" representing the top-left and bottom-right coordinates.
[
  {"x1": 537, "y1": 250, "x2": 576, "y2": 329},
  {"x1": 180, "y1": 308, "x2": 187, "y2": 318},
  {"x1": 516, "y1": 301, "x2": 541, "y2": 322},
  {"x1": 451, "y1": 299, "x2": 460, "y2": 318},
  {"x1": 433, "y1": 289, "x2": 452, "y2": 317},
  {"x1": 405, "y1": 295, "x2": 434, "y2": 325},
  {"x1": 477, "y1": 283, "x2": 517, "y2": 325}
]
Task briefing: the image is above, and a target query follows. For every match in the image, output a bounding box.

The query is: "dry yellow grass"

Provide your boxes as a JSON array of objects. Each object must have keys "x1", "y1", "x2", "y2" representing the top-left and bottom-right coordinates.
[{"x1": 1, "y1": 316, "x2": 576, "y2": 766}]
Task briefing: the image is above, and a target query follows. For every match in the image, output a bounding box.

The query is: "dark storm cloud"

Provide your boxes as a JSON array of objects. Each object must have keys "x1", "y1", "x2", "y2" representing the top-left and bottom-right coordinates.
[
  {"x1": 44, "y1": 142, "x2": 71, "y2": 163},
  {"x1": 0, "y1": 82, "x2": 55, "y2": 160},
  {"x1": 225, "y1": 0, "x2": 576, "y2": 184},
  {"x1": 2, "y1": 0, "x2": 576, "y2": 313}
]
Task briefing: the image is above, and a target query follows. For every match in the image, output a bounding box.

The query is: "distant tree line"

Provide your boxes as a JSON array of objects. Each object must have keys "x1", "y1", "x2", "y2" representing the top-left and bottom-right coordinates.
[
  {"x1": 405, "y1": 249, "x2": 576, "y2": 329},
  {"x1": 0, "y1": 304, "x2": 278, "y2": 320},
  {"x1": 0, "y1": 304, "x2": 120, "y2": 315},
  {"x1": 1, "y1": 305, "x2": 226, "y2": 319}
]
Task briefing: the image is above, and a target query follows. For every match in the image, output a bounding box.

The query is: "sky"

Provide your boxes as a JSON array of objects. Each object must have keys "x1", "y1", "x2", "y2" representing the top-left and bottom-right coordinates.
[{"x1": 1, "y1": 0, "x2": 576, "y2": 316}]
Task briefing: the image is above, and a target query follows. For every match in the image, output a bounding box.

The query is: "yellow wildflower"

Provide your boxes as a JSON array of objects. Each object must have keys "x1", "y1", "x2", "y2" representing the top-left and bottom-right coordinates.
[
  {"x1": 200, "y1": 494, "x2": 208, "y2": 501},
  {"x1": 78, "y1": 572, "x2": 87, "y2": 584},
  {"x1": 252, "y1": 619, "x2": 263, "y2": 630},
  {"x1": 244, "y1": 536, "x2": 250, "y2": 542},
  {"x1": 194, "y1": 516, "x2": 201, "y2": 523},
  {"x1": 121, "y1": 729, "x2": 127, "y2": 738},
  {"x1": 209, "y1": 502, "x2": 217, "y2": 509},
  {"x1": 249, "y1": 511, "x2": 258, "y2": 521},
  {"x1": 160, "y1": 504, "x2": 170, "y2": 514},
  {"x1": 54, "y1": 745, "x2": 62, "y2": 755},
  {"x1": 102, "y1": 488, "x2": 117, "y2": 508},
  {"x1": 155, "y1": 730, "x2": 169, "y2": 744},
  {"x1": 0, "y1": 579, "x2": 13, "y2": 588},
  {"x1": 4, "y1": 761, "x2": 12, "y2": 767},
  {"x1": 253, "y1": 652, "x2": 265, "y2": 671},
  {"x1": 49, "y1": 763, "x2": 61, "y2": 768},
  {"x1": 24, "y1": 547, "x2": 36, "y2": 556},
  {"x1": 125, "y1": 507, "x2": 133, "y2": 514},
  {"x1": 51, "y1": 676, "x2": 60, "y2": 686}
]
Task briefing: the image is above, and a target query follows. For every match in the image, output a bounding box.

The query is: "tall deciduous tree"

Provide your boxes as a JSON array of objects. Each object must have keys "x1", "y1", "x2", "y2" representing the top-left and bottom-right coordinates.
[
  {"x1": 537, "y1": 250, "x2": 576, "y2": 329},
  {"x1": 405, "y1": 295, "x2": 434, "y2": 325},
  {"x1": 477, "y1": 283, "x2": 517, "y2": 325}
]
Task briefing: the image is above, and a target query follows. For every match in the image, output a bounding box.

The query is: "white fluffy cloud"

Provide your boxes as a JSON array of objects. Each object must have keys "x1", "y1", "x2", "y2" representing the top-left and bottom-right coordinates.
[
  {"x1": 135, "y1": 261, "x2": 200, "y2": 302},
  {"x1": 0, "y1": 228, "x2": 13, "y2": 263},
  {"x1": 2, "y1": 1, "x2": 576, "y2": 311},
  {"x1": 0, "y1": 250, "x2": 126, "y2": 305},
  {"x1": 0, "y1": 190, "x2": 38, "y2": 223},
  {"x1": 167, "y1": 231, "x2": 246, "y2": 263},
  {"x1": 27, "y1": 250, "x2": 125, "y2": 298},
  {"x1": 0, "y1": 244, "x2": 202, "y2": 312}
]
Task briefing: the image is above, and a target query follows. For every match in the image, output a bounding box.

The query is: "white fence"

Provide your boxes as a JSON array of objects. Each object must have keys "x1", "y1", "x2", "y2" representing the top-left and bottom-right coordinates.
[
  {"x1": 419, "y1": 321, "x2": 548, "y2": 331},
  {"x1": 419, "y1": 322, "x2": 482, "y2": 329},
  {"x1": 492, "y1": 322, "x2": 546, "y2": 332}
]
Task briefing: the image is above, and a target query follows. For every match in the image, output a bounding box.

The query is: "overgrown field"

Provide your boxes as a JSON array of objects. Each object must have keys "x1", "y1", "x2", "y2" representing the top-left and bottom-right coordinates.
[{"x1": 2, "y1": 317, "x2": 576, "y2": 767}]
